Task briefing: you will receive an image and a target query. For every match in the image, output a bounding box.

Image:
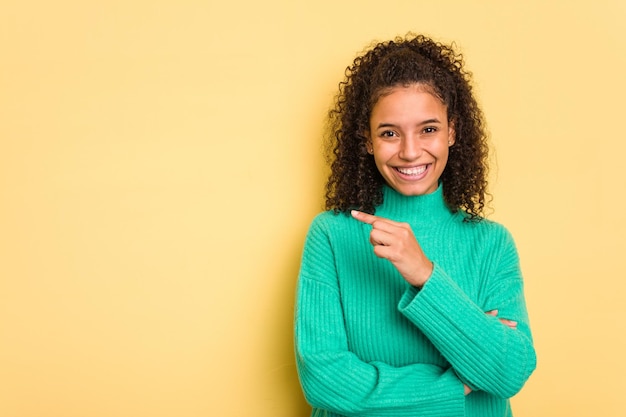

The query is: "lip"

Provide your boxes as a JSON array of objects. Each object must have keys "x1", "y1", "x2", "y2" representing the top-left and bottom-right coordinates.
[{"x1": 393, "y1": 163, "x2": 431, "y2": 181}]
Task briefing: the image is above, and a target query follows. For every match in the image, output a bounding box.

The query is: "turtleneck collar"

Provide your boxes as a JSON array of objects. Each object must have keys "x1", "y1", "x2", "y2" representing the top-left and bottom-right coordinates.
[{"x1": 374, "y1": 183, "x2": 455, "y2": 225}]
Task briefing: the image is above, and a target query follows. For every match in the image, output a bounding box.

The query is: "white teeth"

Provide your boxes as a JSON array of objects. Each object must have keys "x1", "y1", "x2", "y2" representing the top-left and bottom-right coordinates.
[{"x1": 397, "y1": 165, "x2": 427, "y2": 176}]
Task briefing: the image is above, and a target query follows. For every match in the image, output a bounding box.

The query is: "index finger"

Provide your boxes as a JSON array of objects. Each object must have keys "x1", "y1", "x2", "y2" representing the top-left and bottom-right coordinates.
[{"x1": 351, "y1": 210, "x2": 380, "y2": 225}]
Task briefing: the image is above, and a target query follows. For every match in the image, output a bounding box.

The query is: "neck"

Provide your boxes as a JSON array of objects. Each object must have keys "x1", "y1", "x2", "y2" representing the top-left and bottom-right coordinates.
[{"x1": 375, "y1": 184, "x2": 454, "y2": 225}]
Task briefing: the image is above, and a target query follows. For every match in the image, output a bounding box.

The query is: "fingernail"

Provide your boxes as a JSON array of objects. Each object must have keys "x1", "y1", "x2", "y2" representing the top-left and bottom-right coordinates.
[{"x1": 351, "y1": 210, "x2": 358, "y2": 217}]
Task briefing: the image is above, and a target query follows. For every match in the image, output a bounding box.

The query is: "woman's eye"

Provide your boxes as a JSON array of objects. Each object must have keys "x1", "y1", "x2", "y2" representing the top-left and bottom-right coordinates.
[
  {"x1": 380, "y1": 130, "x2": 396, "y2": 138},
  {"x1": 423, "y1": 127, "x2": 437, "y2": 134}
]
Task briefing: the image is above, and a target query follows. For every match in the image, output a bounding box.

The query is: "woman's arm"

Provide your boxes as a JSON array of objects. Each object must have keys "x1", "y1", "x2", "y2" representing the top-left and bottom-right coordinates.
[
  {"x1": 398, "y1": 228, "x2": 537, "y2": 398},
  {"x1": 294, "y1": 218, "x2": 466, "y2": 417}
]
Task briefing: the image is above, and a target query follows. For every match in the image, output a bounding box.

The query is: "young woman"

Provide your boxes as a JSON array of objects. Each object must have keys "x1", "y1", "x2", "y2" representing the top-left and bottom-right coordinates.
[{"x1": 294, "y1": 34, "x2": 536, "y2": 417}]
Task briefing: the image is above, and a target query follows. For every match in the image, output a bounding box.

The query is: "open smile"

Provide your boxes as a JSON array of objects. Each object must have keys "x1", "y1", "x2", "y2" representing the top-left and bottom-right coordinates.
[{"x1": 394, "y1": 164, "x2": 431, "y2": 179}]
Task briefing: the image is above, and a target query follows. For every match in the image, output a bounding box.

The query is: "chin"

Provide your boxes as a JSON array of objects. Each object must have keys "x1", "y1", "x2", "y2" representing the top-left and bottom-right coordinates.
[{"x1": 389, "y1": 182, "x2": 439, "y2": 196}]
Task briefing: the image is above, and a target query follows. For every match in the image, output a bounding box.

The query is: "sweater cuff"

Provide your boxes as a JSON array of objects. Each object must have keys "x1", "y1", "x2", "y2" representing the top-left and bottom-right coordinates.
[
  {"x1": 397, "y1": 262, "x2": 484, "y2": 332},
  {"x1": 399, "y1": 262, "x2": 448, "y2": 311}
]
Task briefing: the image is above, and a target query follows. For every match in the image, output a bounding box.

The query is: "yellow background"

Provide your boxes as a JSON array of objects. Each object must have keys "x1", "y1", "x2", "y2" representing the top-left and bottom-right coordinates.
[{"x1": 1, "y1": 1, "x2": 625, "y2": 416}]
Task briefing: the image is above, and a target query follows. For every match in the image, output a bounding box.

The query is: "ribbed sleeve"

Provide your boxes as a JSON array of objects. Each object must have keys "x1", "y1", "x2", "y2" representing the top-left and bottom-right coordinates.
[
  {"x1": 295, "y1": 186, "x2": 536, "y2": 417},
  {"x1": 398, "y1": 252, "x2": 536, "y2": 397},
  {"x1": 295, "y1": 219, "x2": 466, "y2": 417}
]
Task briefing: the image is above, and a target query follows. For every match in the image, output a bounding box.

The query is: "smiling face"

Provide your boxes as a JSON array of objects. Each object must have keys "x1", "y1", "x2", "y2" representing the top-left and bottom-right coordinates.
[{"x1": 366, "y1": 84, "x2": 455, "y2": 196}]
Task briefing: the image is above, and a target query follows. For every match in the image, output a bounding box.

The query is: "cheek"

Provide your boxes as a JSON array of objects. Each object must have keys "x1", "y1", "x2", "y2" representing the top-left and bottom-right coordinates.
[
  {"x1": 427, "y1": 143, "x2": 451, "y2": 169},
  {"x1": 372, "y1": 142, "x2": 395, "y2": 160},
  {"x1": 434, "y1": 140, "x2": 451, "y2": 157}
]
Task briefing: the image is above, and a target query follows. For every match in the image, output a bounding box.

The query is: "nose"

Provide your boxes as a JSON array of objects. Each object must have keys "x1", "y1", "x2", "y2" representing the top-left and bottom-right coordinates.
[{"x1": 398, "y1": 137, "x2": 422, "y2": 161}]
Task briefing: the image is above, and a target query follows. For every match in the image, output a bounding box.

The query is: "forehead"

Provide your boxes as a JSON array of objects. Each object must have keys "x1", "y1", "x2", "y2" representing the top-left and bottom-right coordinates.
[{"x1": 370, "y1": 85, "x2": 448, "y2": 122}]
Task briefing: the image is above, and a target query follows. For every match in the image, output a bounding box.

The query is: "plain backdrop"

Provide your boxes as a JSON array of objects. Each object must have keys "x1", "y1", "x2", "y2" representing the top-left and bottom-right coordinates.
[{"x1": 1, "y1": 1, "x2": 625, "y2": 416}]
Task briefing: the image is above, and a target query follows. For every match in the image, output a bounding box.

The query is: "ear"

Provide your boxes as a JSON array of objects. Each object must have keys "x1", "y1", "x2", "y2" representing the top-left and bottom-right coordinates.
[
  {"x1": 364, "y1": 131, "x2": 374, "y2": 154},
  {"x1": 447, "y1": 120, "x2": 456, "y2": 147}
]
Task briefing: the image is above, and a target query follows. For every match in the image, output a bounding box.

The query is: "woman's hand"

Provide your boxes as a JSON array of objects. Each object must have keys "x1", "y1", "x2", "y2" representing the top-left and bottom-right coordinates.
[
  {"x1": 485, "y1": 309, "x2": 518, "y2": 329},
  {"x1": 351, "y1": 210, "x2": 433, "y2": 287}
]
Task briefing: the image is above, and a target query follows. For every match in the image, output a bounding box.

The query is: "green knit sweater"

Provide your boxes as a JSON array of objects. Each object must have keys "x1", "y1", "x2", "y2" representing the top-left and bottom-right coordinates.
[{"x1": 295, "y1": 185, "x2": 536, "y2": 417}]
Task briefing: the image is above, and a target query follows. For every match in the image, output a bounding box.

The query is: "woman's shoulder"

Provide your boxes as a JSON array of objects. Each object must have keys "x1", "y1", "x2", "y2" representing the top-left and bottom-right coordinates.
[
  {"x1": 308, "y1": 210, "x2": 353, "y2": 231},
  {"x1": 302, "y1": 210, "x2": 359, "y2": 250},
  {"x1": 457, "y1": 215, "x2": 516, "y2": 249}
]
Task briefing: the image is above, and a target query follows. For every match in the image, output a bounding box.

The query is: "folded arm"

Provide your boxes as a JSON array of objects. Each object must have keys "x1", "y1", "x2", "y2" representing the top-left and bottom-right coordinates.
[
  {"x1": 296, "y1": 277, "x2": 466, "y2": 417},
  {"x1": 398, "y1": 230, "x2": 537, "y2": 398},
  {"x1": 294, "y1": 220, "x2": 466, "y2": 417}
]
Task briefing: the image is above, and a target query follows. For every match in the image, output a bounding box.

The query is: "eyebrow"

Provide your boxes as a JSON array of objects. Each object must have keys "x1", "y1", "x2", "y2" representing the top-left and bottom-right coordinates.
[{"x1": 376, "y1": 118, "x2": 442, "y2": 129}]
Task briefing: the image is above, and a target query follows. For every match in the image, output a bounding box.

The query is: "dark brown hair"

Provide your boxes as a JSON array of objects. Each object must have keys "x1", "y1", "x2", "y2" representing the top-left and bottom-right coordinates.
[{"x1": 324, "y1": 34, "x2": 489, "y2": 220}]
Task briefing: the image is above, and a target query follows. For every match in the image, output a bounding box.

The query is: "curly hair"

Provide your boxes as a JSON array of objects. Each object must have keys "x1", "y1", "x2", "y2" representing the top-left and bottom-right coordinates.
[{"x1": 324, "y1": 33, "x2": 489, "y2": 221}]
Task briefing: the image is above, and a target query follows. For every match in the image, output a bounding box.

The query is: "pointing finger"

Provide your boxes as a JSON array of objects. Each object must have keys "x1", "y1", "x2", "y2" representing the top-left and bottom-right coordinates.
[{"x1": 351, "y1": 210, "x2": 379, "y2": 225}]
